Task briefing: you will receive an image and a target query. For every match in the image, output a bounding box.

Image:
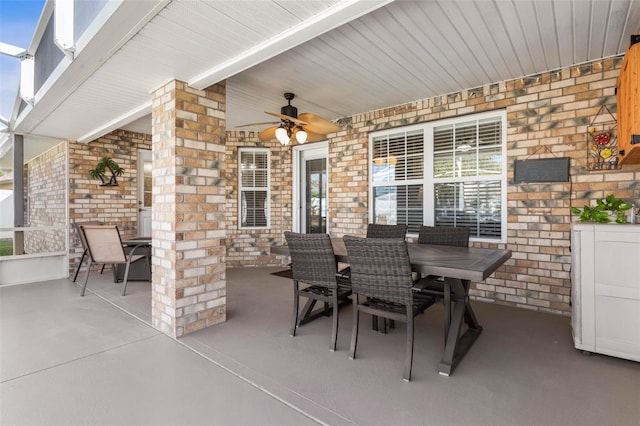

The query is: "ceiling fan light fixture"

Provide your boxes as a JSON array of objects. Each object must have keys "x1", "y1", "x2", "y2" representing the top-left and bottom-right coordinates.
[
  {"x1": 295, "y1": 128, "x2": 307, "y2": 144},
  {"x1": 275, "y1": 126, "x2": 290, "y2": 145}
]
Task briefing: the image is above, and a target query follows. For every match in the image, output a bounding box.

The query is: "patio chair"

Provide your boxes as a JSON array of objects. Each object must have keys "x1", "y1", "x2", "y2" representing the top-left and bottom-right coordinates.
[
  {"x1": 71, "y1": 220, "x2": 104, "y2": 282},
  {"x1": 284, "y1": 231, "x2": 352, "y2": 351},
  {"x1": 337, "y1": 223, "x2": 407, "y2": 279},
  {"x1": 338, "y1": 224, "x2": 408, "y2": 332},
  {"x1": 417, "y1": 225, "x2": 470, "y2": 247},
  {"x1": 414, "y1": 226, "x2": 470, "y2": 287},
  {"x1": 344, "y1": 235, "x2": 435, "y2": 381},
  {"x1": 414, "y1": 226, "x2": 470, "y2": 340},
  {"x1": 366, "y1": 223, "x2": 407, "y2": 239},
  {"x1": 415, "y1": 225, "x2": 470, "y2": 286},
  {"x1": 79, "y1": 224, "x2": 150, "y2": 297}
]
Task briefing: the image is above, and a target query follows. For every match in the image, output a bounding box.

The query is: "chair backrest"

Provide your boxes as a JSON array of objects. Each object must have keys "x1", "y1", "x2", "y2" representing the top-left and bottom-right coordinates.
[
  {"x1": 366, "y1": 223, "x2": 407, "y2": 239},
  {"x1": 81, "y1": 225, "x2": 127, "y2": 264},
  {"x1": 418, "y1": 226, "x2": 470, "y2": 247},
  {"x1": 343, "y1": 235, "x2": 413, "y2": 305},
  {"x1": 284, "y1": 232, "x2": 338, "y2": 289}
]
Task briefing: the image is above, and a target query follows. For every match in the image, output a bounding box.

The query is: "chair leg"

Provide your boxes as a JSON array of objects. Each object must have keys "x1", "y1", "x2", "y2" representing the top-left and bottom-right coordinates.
[
  {"x1": 403, "y1": 306, "x2": 415, "y2": 382},
  {"x1": 72, "y1": 249, "x2": 87, "y2": 282},
  {"x1": 80, "y1": 259, "x2": 93, "y2": 296},
  {"x1": 290, "y1": 282, "x2": 300, "y2": 336},
  {"x1": 121, "y1": 261, "x2": 132, "y2": 296},
  {"x1": 330, "y1": 292, "x2": 339, "y2": 351},
  {"x1": 349, "y1": 295, "x2": 360, "y2": 359}
]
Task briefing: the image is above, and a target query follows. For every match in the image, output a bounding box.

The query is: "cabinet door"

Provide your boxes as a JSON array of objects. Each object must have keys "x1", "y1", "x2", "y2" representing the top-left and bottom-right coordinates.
[{"x1": 594, "y1": 230, "x2": 640, "y2": 361}]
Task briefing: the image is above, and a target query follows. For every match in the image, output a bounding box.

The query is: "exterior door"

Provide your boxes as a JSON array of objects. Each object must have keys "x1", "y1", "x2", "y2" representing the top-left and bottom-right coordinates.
[
  {"x1": 293, "y1": 142, "x2": 328, "y2": 233},
  {"x1": 137, "y1": 149, "x2": 152, "y2": 237}
]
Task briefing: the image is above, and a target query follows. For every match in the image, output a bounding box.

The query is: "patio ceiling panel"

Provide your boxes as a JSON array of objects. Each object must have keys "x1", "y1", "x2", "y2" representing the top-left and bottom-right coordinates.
[
  {"x1": 436, "y1": 1, "x2": 508, "y2": 81},
  {"x1": 9, "y1": 0, "x2": 640, "y2": 146},
  {"x1": 226, "y1": 0, "x2": 640, "y2": 131}
]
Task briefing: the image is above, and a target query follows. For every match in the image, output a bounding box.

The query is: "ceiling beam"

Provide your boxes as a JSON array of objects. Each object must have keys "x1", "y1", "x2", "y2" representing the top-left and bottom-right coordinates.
[{"x1": 189, "y1": 0, "x2": 395, "y2": 90}]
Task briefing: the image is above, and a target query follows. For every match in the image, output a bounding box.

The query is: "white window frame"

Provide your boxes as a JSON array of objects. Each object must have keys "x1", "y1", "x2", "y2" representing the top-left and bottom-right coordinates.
[
  {"x1": 238, "y1": 147, "x2": 270, "y2": 229},
  {"x1": 369, "y1": 110, "x2": 507, "y2": 243}
]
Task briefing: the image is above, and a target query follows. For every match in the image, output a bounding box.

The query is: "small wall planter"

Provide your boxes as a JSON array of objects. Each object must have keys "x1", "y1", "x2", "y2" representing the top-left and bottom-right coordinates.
[{"x1": 88, "y1": 157, "x2": 124, "y2": 186}]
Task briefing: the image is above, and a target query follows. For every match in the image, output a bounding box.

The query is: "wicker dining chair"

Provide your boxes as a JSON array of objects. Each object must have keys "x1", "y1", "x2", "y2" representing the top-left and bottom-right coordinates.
[
  {"x1": 366, "y1": 223, "x2": 408, "y2": 239},
  {"x1": 338, "y1": 223, "x2": 407, "y2": 279},
  {"x1": 414, "y1": 226, "x2": 471, "y2": 340},
  {"x1": 284, "y1": 231, "x2": 352, "y2": 351},
  {"x1": 79, "y1": 225, "x2": 150, "y2": 297},
  {"x1": 415, "y1": 225, "x2": 470, "y2": 288},
  {"x1": 338, "y1": 223, "x2": 408, "y2": 332},
  {"x1": 417, "y1": 225, "x2": 470, "y2": 247},
  {"x1": 415, "y1": 226, "x2": 470, "y2": 285},
  {"x1": 344, "y1": 235, "x2": 435, "y2": 381}
]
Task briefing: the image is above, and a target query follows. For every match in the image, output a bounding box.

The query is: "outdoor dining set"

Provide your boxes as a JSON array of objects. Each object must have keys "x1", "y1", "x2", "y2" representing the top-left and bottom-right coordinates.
[{"x1": 272, "y1": 224, "x2": 512, "y2": 381}]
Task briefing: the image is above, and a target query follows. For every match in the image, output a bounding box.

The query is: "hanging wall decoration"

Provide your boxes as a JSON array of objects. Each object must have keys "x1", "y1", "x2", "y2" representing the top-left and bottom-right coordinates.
[
  {"x1": 587, "y1": 105, "x2": 619, "y2": 171},
  {"x1": 88, "y1": 157, "x2": 125, "y2": 186}
]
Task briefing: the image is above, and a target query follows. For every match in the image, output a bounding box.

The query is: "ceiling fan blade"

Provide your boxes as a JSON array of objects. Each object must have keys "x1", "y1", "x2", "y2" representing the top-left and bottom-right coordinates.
[
  {"x1": 302, "y1": 129, "x2": 327, "y2": 143},
  {"x1": 235, "y1": 121, "x2": 279, "y2": 128},
  {"x1": 258, "y1": 126, "x2": 278, "y2": 142},
  {"x1": 298, "y1": 113, "x2": 341, "y2": 134},
  {"x1": 264, "y1": 111, "x2": 307, "y2": 126}
]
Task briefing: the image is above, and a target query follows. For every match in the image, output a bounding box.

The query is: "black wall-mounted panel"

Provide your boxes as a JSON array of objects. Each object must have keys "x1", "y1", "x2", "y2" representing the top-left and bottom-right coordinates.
[{"x1": 514, "y1": 158, "x2": 570, "y2": 183}]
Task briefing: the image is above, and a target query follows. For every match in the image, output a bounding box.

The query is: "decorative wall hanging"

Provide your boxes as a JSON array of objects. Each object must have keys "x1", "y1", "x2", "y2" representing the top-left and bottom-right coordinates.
[
  {"x1": 514, "y1": 145, "x2": 570, "y2": 183},
  {"x1": 587, "y1": 105, "x2": 619, "y2": 171},
  {"x1": 89, "y1": 157, "x2": 124, "y2": 186},
  {"x1": 514, "y1": 157, "x2": 570, "y2": 183}
]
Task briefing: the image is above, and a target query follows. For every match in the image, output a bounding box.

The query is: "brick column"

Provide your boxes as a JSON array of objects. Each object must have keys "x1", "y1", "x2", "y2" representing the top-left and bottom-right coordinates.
[{"x1": 150, "y1": 79, "x2": 226, "y2": 337}]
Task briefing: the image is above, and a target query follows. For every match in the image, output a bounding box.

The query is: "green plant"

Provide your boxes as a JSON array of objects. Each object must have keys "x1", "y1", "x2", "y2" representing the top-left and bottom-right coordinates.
[
  {"x1": 571, "y1": 194, "x2": 633, "y2": 223},
  {"x1": 88, "y1": 157, "x2": 124, "y2": 186},
  {"x1": 0, "y1": 240, "x2": 13, "y2": 256}
]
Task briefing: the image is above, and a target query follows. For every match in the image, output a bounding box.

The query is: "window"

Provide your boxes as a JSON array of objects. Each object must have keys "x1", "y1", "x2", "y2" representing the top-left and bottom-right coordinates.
[
  {"x1": 370, "y1": 111, "x2": 507, "y2": 241},
  {"x1": 239, "y1": 148, "x2": 269, "y2": 228},
  {"x1": 371, "y1": 130, "x2": 424, "y2": 230}
]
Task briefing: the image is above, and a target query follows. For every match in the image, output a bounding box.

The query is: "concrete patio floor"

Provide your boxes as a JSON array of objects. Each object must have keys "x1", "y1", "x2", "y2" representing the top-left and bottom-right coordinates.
[{"x1": 2, "y1": 266, "x2": 639, "y2": 425}]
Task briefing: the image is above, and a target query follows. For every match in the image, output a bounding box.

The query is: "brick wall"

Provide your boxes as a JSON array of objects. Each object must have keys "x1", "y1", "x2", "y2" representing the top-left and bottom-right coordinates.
[
  {"x1": 68, "y1": 130, "x2": 151, "y2": 273},
  {"x1": 226, "y1": 56, "x2": 640, "y2": 316},
  {"x1": 151, "y1": 79, "x2": 226, "y2": 337},
  {"x1": 25, "y1": 142, "x2": 67, "y2": 253}
]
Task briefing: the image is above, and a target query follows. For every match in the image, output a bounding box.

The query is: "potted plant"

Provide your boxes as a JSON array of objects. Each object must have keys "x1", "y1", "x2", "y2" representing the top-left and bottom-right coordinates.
[
  {"x1": 571, "y1": 194, "x2": 633, "y2": 223},
  {"x1": 88, "y1": 157, "x2": 125, "y2": 186}
]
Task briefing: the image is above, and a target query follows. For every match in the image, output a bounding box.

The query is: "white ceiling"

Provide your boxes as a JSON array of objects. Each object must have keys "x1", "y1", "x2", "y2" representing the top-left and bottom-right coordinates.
[{"x1": 11, "y1": 0, "x2": 640, "y2": 148}]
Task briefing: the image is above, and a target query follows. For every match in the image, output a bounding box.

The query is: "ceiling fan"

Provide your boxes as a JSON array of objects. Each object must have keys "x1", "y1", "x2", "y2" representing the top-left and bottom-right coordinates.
[{"x1": 236, "y1": 93, "x2": 341, "y2": 145}]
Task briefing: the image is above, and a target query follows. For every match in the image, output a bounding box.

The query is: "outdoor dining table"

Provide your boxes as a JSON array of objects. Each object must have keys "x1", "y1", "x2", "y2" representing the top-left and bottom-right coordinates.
[
  {"x1": 271, "y1": 237, "x2": 512, "y2": 376},
  {"x1": 114, "y1": 237, "x2": 152, "y2": 282}
]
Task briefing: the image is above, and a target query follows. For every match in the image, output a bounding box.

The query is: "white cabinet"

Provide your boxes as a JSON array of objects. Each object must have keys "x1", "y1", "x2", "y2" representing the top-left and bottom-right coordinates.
[{"x1": 571, "y1": 223, "x2": 640, "y2": 362}]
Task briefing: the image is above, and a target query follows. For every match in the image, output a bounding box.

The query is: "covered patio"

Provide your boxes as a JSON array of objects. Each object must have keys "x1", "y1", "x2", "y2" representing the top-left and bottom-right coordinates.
[
  {"x1": 2, "y1": 268, "x2": 638, "y2": 425},
  {"x1": 2, "y1": 1, "x2": 640, "y2": 423}
]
